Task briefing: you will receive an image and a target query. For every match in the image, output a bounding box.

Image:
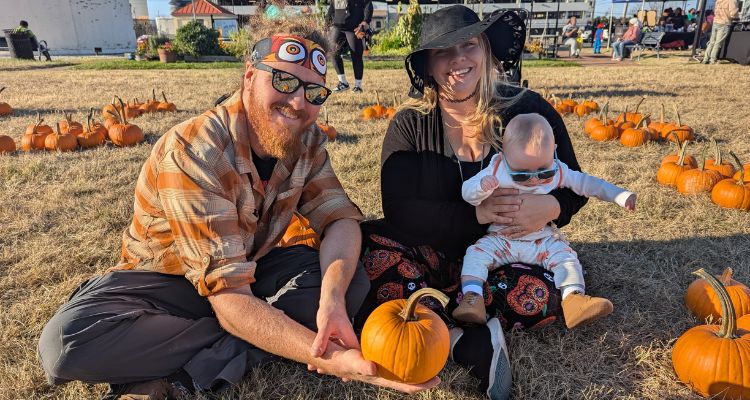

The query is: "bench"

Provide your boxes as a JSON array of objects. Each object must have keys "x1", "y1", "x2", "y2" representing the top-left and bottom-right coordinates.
[{"x1": 625, "y1": 32, "x2": 665, "y2": 61}]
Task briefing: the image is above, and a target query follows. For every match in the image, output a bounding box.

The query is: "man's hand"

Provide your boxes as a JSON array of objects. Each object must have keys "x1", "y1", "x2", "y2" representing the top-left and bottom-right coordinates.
[
  {"x1": 475, "y1": 188, "x2": 521, "y2": 225},
  {"x1": 311, "y1": 297, "x2": 359, "y2": 357},
  {"x1": 500, "y1": 194, "x2": 560, "y2": 238}
]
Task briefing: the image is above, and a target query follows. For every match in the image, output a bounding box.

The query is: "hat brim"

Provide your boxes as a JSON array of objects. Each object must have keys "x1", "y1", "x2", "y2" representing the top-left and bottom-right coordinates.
[{"x1": 405, "y1": 10, "x2": 525, "y2": 98}]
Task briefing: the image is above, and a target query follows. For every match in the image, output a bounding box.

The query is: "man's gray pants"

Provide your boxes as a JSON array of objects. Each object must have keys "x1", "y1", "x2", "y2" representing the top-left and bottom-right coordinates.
[{"x1": 37, "y1": 245, "x2": 370, "y2": 390}]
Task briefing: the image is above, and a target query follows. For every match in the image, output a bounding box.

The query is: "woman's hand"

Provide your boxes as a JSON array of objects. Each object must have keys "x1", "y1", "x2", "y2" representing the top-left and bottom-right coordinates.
[
  {"x1": 475, "y1": 188, "x2": 522, "y2": 225},
  {"x1": 499, "y1": 194, "x2": 561, "y2": 238}
]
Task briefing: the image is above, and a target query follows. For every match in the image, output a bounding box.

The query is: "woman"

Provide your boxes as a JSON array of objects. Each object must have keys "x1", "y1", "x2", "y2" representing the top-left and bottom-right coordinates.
[
  {"x1": 612, "y1": 18, "x2": 642, "y2": 61},
  {"x1": 562, "y1": 16, "x2": 581, "y2": 57},
  {"x1": 354, "y1": 6, "x2": 588, "y2": 400}
]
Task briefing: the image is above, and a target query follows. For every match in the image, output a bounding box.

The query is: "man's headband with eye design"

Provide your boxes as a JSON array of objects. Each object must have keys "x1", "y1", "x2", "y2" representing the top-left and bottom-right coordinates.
[{"x1": 250, "y1": 35, "x2": 327, "y2": 81}]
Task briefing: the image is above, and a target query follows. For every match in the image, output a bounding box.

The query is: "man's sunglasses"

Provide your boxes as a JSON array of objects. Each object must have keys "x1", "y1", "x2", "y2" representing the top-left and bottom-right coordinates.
[
  {"x1": 254, "y1": 63, "x2": 331, "y2": 105},
  {"x1": 504, "y1": 153, "x2": 559, "y2": 183}
]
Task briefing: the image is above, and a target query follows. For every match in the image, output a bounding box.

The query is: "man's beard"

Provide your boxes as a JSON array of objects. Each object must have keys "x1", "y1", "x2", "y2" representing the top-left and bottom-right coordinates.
[{"x1": 246, "y1": 97, "x2": 309, "y2": 160}]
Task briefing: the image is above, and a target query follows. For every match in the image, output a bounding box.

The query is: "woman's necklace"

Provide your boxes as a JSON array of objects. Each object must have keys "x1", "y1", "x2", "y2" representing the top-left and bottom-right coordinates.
[
  {"x1": 444, "y1": 126, "x2": 485, "y2": 182},
  {"x1": 439, "y1": 85, "x2": 479, "y2": 103}
]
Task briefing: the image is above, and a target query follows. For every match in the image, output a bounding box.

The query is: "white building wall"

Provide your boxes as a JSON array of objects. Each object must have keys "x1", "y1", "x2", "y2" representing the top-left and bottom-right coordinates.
[
  {"x1": 130, "y1": 0, "x2": 150, "y2": 19},
  {"x1": 0, "y1": 0, "x2": 136, "y2": 55}
]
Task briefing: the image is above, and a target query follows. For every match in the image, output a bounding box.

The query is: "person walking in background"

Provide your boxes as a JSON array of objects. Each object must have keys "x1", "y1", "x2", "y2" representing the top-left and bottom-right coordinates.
[
  {"x1": 326, "y1": 0, "x2": 373, "y2": 93},
  {"x1": 703, "y1": 0, "x2": 740, "y2": 64},
  {"x1": 593, "y1": 23, "x2": 604, "y2": 54},
  {"x1": 562, "y1": 16, "x2": 581, "y2": 57}
]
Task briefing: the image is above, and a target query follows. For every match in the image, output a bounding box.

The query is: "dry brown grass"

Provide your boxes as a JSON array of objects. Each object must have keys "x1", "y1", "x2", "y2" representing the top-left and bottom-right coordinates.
[{"x1": 1, "y1": 54, "x2": 749, "y2": 400}]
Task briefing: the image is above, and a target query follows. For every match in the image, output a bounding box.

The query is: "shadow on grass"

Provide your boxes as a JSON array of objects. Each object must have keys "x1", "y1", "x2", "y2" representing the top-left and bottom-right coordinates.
[{"x1": 0, "y1": 62, "x2": 77, "y2": 72}]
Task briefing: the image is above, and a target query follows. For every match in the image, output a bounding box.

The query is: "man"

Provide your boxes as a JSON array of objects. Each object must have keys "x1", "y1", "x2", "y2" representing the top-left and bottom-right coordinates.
[
  {"x1": 562, "y1": 16, "x2": 581, "y2": 58},
  {"x1": 703, "y1": 0, "x2": 740, "y2": 64},
  {"x1": 13, "y1": 20, "x2": 52, "y2": 61},
  {"x1": 37, "y1": 15, "x2": 437, "y2": 399},
  {"x1": 326, "y1": 0, "x2": 373, "y2": 93}
]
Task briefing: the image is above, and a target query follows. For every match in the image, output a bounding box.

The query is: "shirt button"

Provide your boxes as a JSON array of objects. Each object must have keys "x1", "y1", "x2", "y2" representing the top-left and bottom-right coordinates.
[{"x1": 202, "y1": 256, "x2": 211, "y2": 266}]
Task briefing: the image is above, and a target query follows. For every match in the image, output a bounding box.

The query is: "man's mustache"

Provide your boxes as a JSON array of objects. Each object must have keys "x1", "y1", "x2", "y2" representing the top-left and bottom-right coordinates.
[{"x1": 271, "y1": 103, "x2": 307, "y2": 120}]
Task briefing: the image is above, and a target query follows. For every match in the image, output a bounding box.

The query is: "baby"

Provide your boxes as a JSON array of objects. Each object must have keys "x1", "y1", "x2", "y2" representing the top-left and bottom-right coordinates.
[{"x1": 453, "y1": 113, "x2": 636, "y2": 329}]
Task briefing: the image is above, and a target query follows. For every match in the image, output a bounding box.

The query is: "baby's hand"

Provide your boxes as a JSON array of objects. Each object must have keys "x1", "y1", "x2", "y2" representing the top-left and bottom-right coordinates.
[
  {"x1": 624, "y1": 193, "x2": 636, "y2": 211},
  {"x1": 480, "y1": 175, "x2": 499, "y2": 192}
]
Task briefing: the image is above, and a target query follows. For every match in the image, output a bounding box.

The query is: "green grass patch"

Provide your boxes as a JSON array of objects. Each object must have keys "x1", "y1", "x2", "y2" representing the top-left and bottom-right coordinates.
[
  {"x1": 73, "y1": 60, "x2": 242, "y2": 70},
  {"x1": 355, "y1": 58, "x2": 578, "y2": 71},
  {"x1": 523, "y1": 59, "x2": 580, "y2": 67}
]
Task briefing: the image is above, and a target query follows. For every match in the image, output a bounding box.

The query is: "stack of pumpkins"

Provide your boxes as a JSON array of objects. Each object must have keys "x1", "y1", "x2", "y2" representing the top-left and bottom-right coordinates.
[
  {"x1": 656, "y1": 138, "x2": 750, "y2": 210},
  {"x1": 672, "y1": 267, "x2": 750, "y2": 398},
  {"x1": 583, "y1": 100, "x2": 696, "y2": 148},
  {"x1": 362, "y1": 92, "x2": 397, "y2": 121}
]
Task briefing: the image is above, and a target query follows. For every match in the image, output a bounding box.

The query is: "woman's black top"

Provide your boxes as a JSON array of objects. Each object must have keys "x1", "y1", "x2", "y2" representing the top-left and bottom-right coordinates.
[{"x1": 374, "y1": 85, "x2": 588, "y2": 259}]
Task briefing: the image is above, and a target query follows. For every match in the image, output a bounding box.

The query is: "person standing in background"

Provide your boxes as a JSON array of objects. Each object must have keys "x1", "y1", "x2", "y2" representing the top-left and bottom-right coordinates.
[
  {"x1": 703, "y1": 0, "x2": 740, "y2": 64},
  {"x1": 327, "y1": 0, "x2": 373, "y2": 93},
  {"x1": 593, "y1": 23, "x2": 604, "y2": 54}
]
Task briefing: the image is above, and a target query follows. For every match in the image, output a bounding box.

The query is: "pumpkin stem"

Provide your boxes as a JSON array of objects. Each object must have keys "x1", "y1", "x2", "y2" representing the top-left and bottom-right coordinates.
[
  {"x1": 106, "y1": 109, "x2": 121, "y2": 122},
  {"x1": 699, "y1": 146, "x2": 707, "y2": 171},
  {"x1": 152, "y1": 88, "x2": 157, "y2": 102},
  {"x1": 0, "y1": 87, "x2": 4, "y2": 95},
  {"x1": 692, "y1": 268, "x2": 737, "y2": 339},
  {"x1": 375, "y1": 90, "x2": 380, "y2": 106},
  {"x1": 55, "y1": 121, "x2": 61, "y2": 136},
  {"x1": 162, "y1": 91, "x2": 168, "y2": 103},
  {"x1": 711, "y1": 138, "x2": 722, "y2": 165},
  {"x1": 659, "y1": 103, "x2": 664, "y2": 123},
  {"x1": 633, "y1": 97, "x2": 645, "y2": 114},
  {"x1": 393, "y1": 91, "x2": 398, "y2": 107},
  {"x1": 729, "y1": 151, "x2": 744, "y2": 184},
  {"x1": 399, "y1": 288, "x2": 450, "y2": 322},
  {"x1": 673, "y1": 104, "x2": 682, "y2": 126},
  {"x1": 637, "y1": 114, "x2": 651, "y2": 130},
  {"x1": 677, "y1": 138, "x2": 688, "y2": 166},
  {"x1": 86, "y1": 108, "x2": 92, "y2": 132},
  {"x1": 115, "y1": 96, "x2": 128, "y2": 125},
  {"x1": 720, "y1": 267, "x2": 734, "y2": 285}
]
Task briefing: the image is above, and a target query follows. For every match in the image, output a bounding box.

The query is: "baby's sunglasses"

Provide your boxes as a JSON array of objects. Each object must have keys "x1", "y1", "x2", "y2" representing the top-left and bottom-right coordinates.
[
  {"x1": 504, "y1": 152, "x2": 559, "y2": 183},
  {"x1": 254, "y1": 62, "x2": 331, "y2": 106}
]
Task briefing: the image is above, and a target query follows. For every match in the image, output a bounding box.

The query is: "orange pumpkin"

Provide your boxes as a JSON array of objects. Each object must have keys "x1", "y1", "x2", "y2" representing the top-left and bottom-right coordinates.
[
  {"x1": 0, "y1": 87, "x2": 13, "y2": 116},
  {"x1": 102, "y1": 96, "x2": 121, "y2": 120},
  {"x1": 372, "y1": 91, "x2": 387, "y2": 118},
  {"x1": 279, "y1": 212, "x2": 321, "y2": 249},
  {"x1": 675, "y1": 148, "x2": 723, "y2": 194},
  {"x1": 21, "y1": 115, "x2": 52, "y2": 151},
  {"x1": 661, "y1": 135, "x2": 698, "y2": 168},
  {"x1": 672, "y1": 268, "x2": 750, "y2": 399},
  {"x1": 619, "y1": 116, "x2": 651, "y2": 147},
  {"x1": 582, "y1": 98, "x2": 599, "y2": 113},
  {"x1": 711, "y1": 152, "x2": 750, "y2": 210},
  {"x1": 573, "y1": 103, "x2": 589, "y2": 117},
  {"x1": 647, "y1": 103, "x2": 667, "y2": 139},
  {"x1": 77, "y1": 109, "x2": 107, "y2": 149},
  {"x1": 108, "y1": 96, "x2": 145, "y2": 147},
  {"x1": 0, "y1": 134, "x2": 16, "y2": 153},
  {"x1": 686, "y1": 267, "x2": 750, "y2": 322},
  {"x1": 616, "y1": 97, "x2": 649, "y2": 126},
  {"x1": 704, "y1": 138, "x2": 736, "y2": 178},
  {"x1": 661, "y1": 105, "x2": 694, "y2": 142},
  {"x1": 45, "y1": 122, "x2": 78, "y2": 152},
  {"x1": 361, "y1": 288, "x2": 450, "y2": 384},
  {"x1": 157, "y1": 91, "x2": 177, "y2": 112},
  {"x1": 733, "y1": 164, "x2": 750, "y2": 184},
  {"x1": 657, "y1": 140, "x2": 695, "y2": 186},
  {"x1": 142, "y1": 89, "x2": 160, "y2": 113},
  {"x1": 590, "y1": 123, "x2": 619, "y2": 142},
  {"x1": 362, "y1": 106, "x2": 378, "y2": 120},
  {"x1": 59, "y1": 113, "x2": 84, "y2": 136},
  {"x1": 316, "y1": 107, "x2": 337, "y2": 143}
]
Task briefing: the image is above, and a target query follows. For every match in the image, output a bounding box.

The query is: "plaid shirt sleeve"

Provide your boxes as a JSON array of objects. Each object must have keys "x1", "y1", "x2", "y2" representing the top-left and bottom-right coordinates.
[
  {"x1": 297, "y1": 145, "x2": 364, "y2": 236},
  {"x1": 157, "y1": 145, "x2": 257, "y2": 296}
]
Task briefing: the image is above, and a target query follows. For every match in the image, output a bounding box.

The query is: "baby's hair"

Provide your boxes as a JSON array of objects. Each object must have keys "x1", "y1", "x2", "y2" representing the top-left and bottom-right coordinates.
[{"x1": 502, "y1": 113, "x2": 554, "y2": 152}]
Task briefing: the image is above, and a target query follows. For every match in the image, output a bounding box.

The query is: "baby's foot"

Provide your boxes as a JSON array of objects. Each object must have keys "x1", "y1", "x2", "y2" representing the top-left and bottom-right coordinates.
[
  {"x1": 561, "y1": 292, "x2": 613, "y2": 329},
  {"x1": 452, "y1": 291, "x2": 487, "y2": 324}
]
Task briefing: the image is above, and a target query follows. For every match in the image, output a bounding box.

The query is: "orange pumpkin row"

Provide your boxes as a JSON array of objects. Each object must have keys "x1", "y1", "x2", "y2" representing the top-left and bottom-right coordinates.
[
  {"x1": 552, "y1": 95, "x2": 599, "y2": 117},
  {"x1": 362, "y1": 91, "x2": 397, "y2": 120},
  {"x1": 101, "y1": 90, "x2": 176, "y2": 121}
]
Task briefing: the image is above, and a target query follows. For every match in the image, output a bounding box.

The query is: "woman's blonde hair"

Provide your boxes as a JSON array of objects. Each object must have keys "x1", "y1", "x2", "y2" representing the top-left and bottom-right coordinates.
[{"x1": 401, "y1": 33, "x2": 525, "y2": 151}]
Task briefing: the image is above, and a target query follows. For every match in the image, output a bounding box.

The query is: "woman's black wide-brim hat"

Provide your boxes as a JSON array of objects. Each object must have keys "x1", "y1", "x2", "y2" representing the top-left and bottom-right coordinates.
[{"x1": 405, "y1": 5, "x2": 525, "y2": 98}]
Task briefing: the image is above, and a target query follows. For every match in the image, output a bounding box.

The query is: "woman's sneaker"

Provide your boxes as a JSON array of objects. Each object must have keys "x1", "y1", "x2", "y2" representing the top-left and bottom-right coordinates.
[
  {"x1": 333, "y1": 82, "x2": 349, "y2": 92},
  {"x1": 450, "y1": 318, "x2": 512, "y2": 400},
  {"x1": 452, "y1": 291, "x2": 487, "y2": 324}
]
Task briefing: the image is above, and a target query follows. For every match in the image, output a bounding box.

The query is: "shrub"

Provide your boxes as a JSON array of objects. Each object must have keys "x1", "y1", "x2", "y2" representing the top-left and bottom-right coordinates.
[
  {"x1": 220, "y1": 27, "x2": 253, "y2": 59},
  {"x1": 174, "y1": 20, "x2": 225, "y2": 56}
]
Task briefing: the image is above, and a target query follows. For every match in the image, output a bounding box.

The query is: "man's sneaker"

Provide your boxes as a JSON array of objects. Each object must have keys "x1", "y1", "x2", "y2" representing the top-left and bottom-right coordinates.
[
  {"x1": 332, "y1": 82, "x2": 349, "y2": 92},
  {"x1": 451, "y1": 318, "x2": 512, "y2": 400},
  {"x1": 561, "y1": 292, "x2": 613, "y2": 329},
  {"x1": 352, "y1": 86, "x2": 363, "y2": 93},
  {"x1": 102, "y1": 378, "x2": 172, "y2": 400},
  {"x1": 452, "y1": 291, "x2": 487, "y2": 324}
]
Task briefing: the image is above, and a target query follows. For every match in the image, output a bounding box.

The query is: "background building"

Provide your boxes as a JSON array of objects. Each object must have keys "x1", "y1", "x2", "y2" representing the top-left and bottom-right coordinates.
[
  {"x1": 130, "y1": 0, "x2": 150, "y2": 18},
  {"x1": 0, "y1": 0, "x2": 136, "y2": 55}
]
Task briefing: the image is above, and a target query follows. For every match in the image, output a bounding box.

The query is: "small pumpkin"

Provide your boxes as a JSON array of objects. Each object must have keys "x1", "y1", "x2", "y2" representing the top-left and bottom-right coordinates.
[
  {"x1": 657, "y1": 139, "x2": 695, "y2": 186},
  {"x1": 647, "y1": 103, "x2": 667, "y2": 139},
  {"x1": 157, "y1": 91, "x2": 177, "y2": 112},
  {"x1": 384, "y1": 92, "x2": 398, "y2": 119},
  {"x1": 102, "y1": 96, "x2": 121, "y2": 120},
  {"x1": 0, "y1": 87, "x2": 13, "y2": 116},
  {"x1": 279, "y1": 212, "x2": 321, "y2": 249},
  {"x1": 0, "y1": 134, "x2": 16, "y2": 153},
  {"x1": 362, "y1": 106, "x2": 378, "y2": 120},
  {"x1": 619, "y1": 116, "x2": 651, "y2": 147},
  {"x1": 142, "y1": 89, "x2": 160, "y2": 113},
  {"x1": 123, "y1": 99, "x2": 142, "y2": 119},
  {"x1": 711, "y1": 152, "x2": 750, "y2": 210},
  {"x1": 45, "y1": 122, "x2": 78, "y2": 152},
  {"x1": 661, "y1": 105, "x2": 694, "y2": 142},
  {"x1": 372, "y1": 90, "x2": 387, "y2": 118},
  {"x1": 704, "y1": 138, "x2": 736, "y2": 178},
  {"x1": 553, "y1": 96, "x2": 573, "y2": 115},
  {"x1": 672, "y1": 268, "x2": 750, "y2": 399},
  {"x1": 59, "y1": 113, "x2": 84, "y2": 136},
  {"x1": 21, "y1": 114, "x2": 52, "y2": 151},
  {"x1": 686, "y1": 267, "x2": 750, "y2": 322},
  {"x1": 661, "y1": 134, "x2": 698, "y2": 168},
  {"x1": 573, "y1": 103, "x2": 589, "y2": 117},
  {"x1": 584, "y1": 102, "x2": 608, "y2": 135},
  {"x1": 316, "y1": 106, "x2": 337, "y2": 143},
  {"x1": 617, "y1": 97, "x2": 649, "y2": 126},
  {"x1": 77, "y1": 109, "x2": 107, "y2": 149},
  {"x1": 561, "y1": 94, "x2": 577, "y2": 109},
  {"x1": 732, "y1": 163, "x2": 750, "y2": 184},
  {"x1": 675, "y1": 148, "x2": 722, "y2": 194},
  {"x1": 582, "y1": 98, "x2": 599, "y2": 113},
  {"x1": 361, "y1": 288, "x2": 450, "y2": 384},
  {"x1": 108, "y1": 96, "x2": 145, "y2": 147},
  {"x1": 590, "y1": 123, "x2": 619, "y2": 142}
]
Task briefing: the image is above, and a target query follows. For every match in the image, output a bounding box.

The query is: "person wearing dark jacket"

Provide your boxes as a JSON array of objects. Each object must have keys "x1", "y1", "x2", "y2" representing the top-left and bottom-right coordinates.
[{"x1": 326, "y1": 0, "x2": 373, "y2": 93}]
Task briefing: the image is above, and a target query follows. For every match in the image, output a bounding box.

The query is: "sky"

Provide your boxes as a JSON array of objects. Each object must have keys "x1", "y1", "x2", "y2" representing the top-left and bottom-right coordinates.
[{"x1": 146, "y1": 0, "x2": 699, "y2": 19}]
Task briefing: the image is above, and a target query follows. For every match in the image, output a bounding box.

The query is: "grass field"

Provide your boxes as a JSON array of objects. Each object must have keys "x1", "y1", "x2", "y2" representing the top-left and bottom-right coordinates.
[{"x1": 1, "y1": 52, "x2": 749, "y2": 399}]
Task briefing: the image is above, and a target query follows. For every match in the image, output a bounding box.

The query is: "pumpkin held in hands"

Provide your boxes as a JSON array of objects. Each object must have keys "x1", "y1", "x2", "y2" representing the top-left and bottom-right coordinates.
[
  {"x1": 361, "y1": 288, "x2": 450, "y2": 384},
  {"x1": 672, "y1": 268, "x2": 750, "y2": 399}
]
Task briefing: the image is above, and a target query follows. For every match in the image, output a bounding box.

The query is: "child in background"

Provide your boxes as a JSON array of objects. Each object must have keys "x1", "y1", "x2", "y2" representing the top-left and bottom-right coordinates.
[
  {"x1": 593, "y1": 23, "x2": 604, "y2": 54},
  {"x1": 452, "y1": 113, "x2": 636, "y2": 329}
]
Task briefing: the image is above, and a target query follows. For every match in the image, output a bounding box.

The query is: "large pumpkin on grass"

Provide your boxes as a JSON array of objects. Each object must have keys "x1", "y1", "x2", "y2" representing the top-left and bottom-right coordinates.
[
  {"x1": 361, "y1": 288, "x2": 450, "y2": 384},
  {"x1": 661, "y1": 135, "x2": 697, "y2": 168},
  {"x1": 77, "y1": 109, "x2": 107, "y2": 149},
  {"x1": 657, "y1": 140, "x2": 694, "y2": 186},
  {"x1": 108, "y1": 96, "x2": 144, "y2": 147},
  {"x1": 584, "y1": 103, "x2": 608, "y2": 135},
  {"x1": 21, "y1": 114, "x2": 52, "y2": 151},
  {"x1": 686, "y1": 267, "x2": 750, "y2": 322},
  {"x1": 675, "y1": 148, "x2": 722, "y2": 194},
  {"x1": 619, "y1": 116, "x2": 651, "y2": 147},
  {"x1": 279, "y1": 212, "x2": 320, "y2": 249},
  {"x1": 45, "y1": 122, "x2": 78, "y2": 152},
  {"x1": 672, "y1": 268, "x2": 750, "y2": 399},
  {"x1": 711, "y1": 152, "x2": 750, "y2": 210}
]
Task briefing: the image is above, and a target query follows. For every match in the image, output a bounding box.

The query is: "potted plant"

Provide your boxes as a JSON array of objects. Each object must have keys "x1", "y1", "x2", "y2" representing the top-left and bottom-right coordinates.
[{"x1": 157, "y1": 42, "x2": 176, "y2": 63}]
